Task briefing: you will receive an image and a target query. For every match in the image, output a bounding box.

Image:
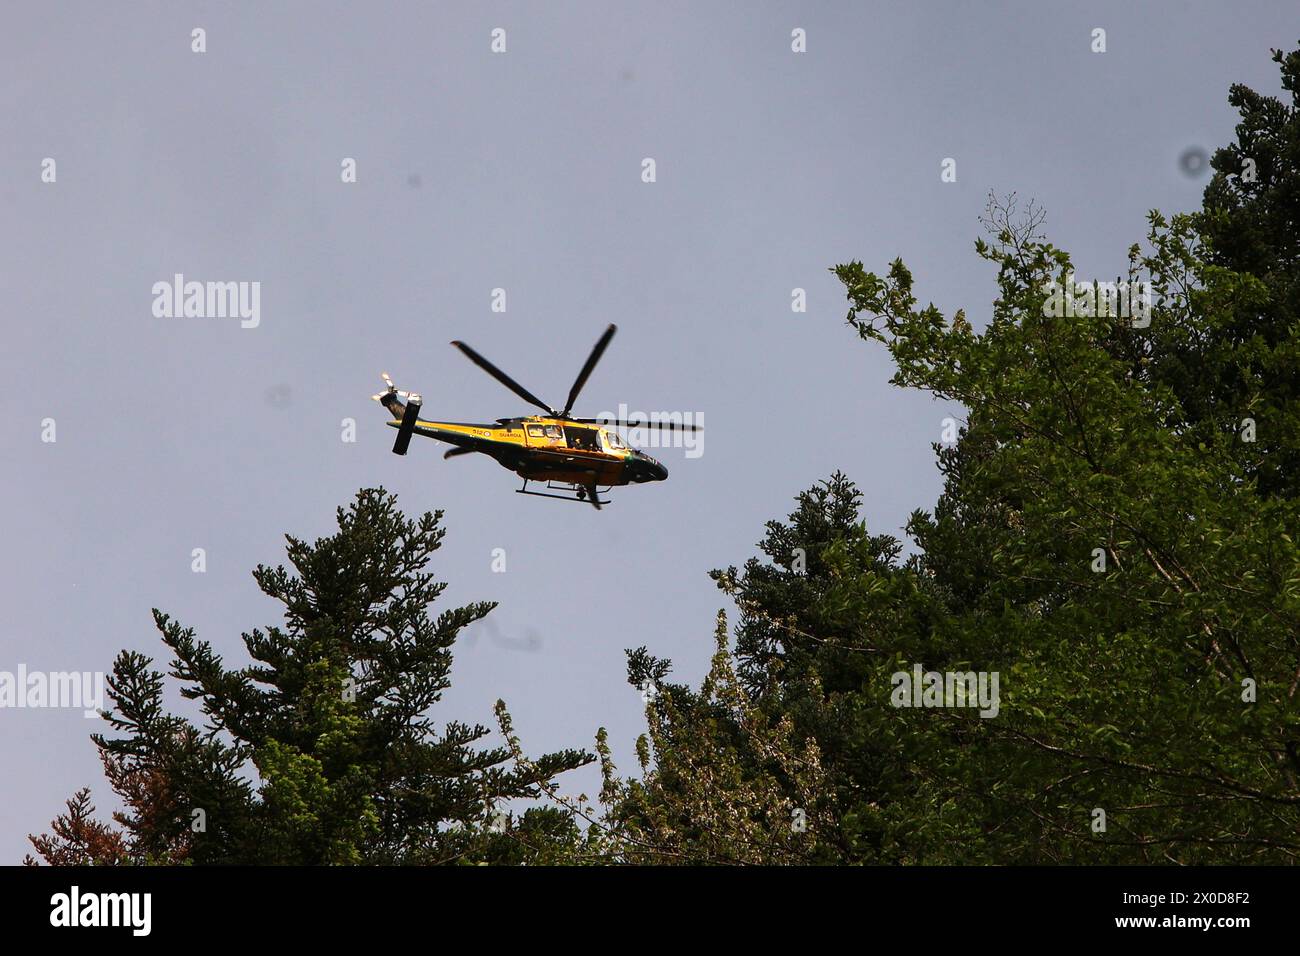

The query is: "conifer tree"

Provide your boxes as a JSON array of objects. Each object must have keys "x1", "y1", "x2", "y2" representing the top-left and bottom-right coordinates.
[{"x1": 30, "y1": 488, "x2": 590, "y2": 865}]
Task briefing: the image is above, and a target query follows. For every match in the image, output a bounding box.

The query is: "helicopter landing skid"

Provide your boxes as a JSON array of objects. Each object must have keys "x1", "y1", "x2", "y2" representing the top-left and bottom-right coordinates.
[{"x1": 516, "y1": 479, "x2": 612, "y2": 505}]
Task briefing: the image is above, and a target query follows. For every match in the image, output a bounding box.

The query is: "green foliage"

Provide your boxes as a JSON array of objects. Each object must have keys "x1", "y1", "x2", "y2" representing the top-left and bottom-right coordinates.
[
  {"x1": 817, "y1": 48, "x2": 1300, "y2": 860},
  {"x1": 577, "y1": 45, "x2": 1300, "y2": 865},
  {"x1": 34, "y1": 488, "x2": 590, "y2": 865},
  {"x1": 565, "y1": 615, "x2": 837, "y2": 864},
  {"x1": 1190, "y1": 45, "x2": 1300, "y2": 497},
  {"x1": 833, "y1": 188, "x2": 1300, "y2": 860}
]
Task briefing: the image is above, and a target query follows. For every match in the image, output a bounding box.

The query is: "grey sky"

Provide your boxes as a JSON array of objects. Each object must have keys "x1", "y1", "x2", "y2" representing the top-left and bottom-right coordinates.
[{"x1": 3, "y1": 2, "x2": 1294, "y2": 861}]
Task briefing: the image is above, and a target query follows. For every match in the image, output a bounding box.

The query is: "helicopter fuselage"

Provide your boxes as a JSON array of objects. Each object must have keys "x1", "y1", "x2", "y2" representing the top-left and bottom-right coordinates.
[{"x1": 384, "y1": 414, "x2": 668, "y2": 486}]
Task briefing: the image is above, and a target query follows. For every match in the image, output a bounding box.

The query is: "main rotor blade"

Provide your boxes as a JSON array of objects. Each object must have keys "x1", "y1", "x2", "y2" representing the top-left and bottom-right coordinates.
[
  {"x1": 561, "y1": 324, "x2": 617, "y2": 417},
  {"x1": 450, "y1": 339, "x2": 555, "y2": 416},
  {"x1": 574, "y1": 416, "x2": 703, "y2": 432}
]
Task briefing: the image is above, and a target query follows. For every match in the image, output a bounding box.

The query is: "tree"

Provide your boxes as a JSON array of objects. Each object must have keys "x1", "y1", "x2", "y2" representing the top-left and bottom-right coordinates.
[
  {"x1": 25, "y1": 789, "x2": 128, "y2": 867},
  {"x1": 830, "y1": 179, "x2": 1298, "y2": 861},
  {"x1": 496, "y1": 613, "x2": 837, "y2": 865},
  {"x1": 1179, "y1": 45, "x2": 1300, "y2": 498},
  {"x1": 570, "y1": 45, "x2": 1300, "y2": 865},
  {"x1": 503, "y1": 477, "x2": 946, "y2": 865},
  {"x1": 29, "y1": 488, "x2": 590, "y2": 865}
]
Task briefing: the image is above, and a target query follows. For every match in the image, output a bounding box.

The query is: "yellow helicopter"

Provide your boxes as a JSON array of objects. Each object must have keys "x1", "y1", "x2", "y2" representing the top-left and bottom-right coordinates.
[{"x1": 372, "y1": 324, "x2": 699, "y2": 509}]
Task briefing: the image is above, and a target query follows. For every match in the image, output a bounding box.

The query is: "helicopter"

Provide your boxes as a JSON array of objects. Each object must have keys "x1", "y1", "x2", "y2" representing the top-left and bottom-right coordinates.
[{"x1": 371, "y1": 324, "x2": 699, "y2": 509}]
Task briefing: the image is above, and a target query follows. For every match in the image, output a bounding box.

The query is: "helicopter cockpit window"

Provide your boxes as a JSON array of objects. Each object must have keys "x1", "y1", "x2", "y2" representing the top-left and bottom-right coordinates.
[
  {"x1": 563, "y1": 426, "x2": 601, "y2": 451},
  {"x1": 527, "y1": 425, "x2": 546, "y2": 438},
  {"x1": 544, "y1": 425, "x2": 562, "y2": 439},
  {"x1": 604, "y1": 431, "x2": 626, "y2": 450}
]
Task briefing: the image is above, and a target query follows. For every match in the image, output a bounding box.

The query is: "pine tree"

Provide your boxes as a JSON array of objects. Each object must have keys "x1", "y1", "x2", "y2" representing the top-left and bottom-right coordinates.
[
  {"x1": 24, "y1": 789, "x2": 128, "y2": 866},
  {"x1": 29, "y1": 488, "x2": 590, "y2": 865}
]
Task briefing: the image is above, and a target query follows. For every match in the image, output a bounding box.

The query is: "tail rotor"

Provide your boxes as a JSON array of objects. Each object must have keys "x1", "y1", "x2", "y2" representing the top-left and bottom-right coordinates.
[{"x1": 372, "y1": 372, "x2": 423, "y2": 456}]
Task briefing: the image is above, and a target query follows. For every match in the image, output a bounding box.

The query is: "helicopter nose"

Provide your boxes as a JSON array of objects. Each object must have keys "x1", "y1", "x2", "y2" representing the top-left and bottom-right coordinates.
[{"x1": 629, "y1": 454, "x2": 668, "y2": 482}]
